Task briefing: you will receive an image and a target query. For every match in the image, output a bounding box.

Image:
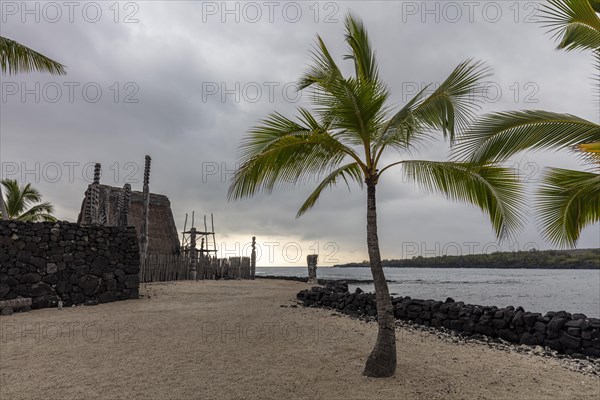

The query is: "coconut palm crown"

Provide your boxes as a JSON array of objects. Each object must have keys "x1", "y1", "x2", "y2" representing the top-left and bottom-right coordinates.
[{"x1": 0, "y1": 179, "x2": 56, "y2": 222}]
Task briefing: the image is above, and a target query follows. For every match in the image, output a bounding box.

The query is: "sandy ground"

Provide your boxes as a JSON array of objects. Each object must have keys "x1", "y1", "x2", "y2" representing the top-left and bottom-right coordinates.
[{"x1": 0, "y1": 280, "x2": 598, "y2": 400}]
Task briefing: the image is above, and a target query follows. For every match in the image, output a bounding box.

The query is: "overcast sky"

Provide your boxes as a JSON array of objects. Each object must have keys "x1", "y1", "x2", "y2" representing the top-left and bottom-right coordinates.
[{"x1": 1, "y1": 1, "x2": 599, "y2": 266}]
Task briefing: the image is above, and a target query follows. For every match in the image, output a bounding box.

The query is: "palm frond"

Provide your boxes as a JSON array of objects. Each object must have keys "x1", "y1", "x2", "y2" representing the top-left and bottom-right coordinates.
[
  {"x1": 17, "y1": 202, "x2": 56, "y2": 222},
  {"x1": 298, "y1": 35, "x2": 342, "y2": 91},
  {"x1": 297, "y1": 14, "x2": 389, "y2": 157},
  {"x1": 574, "y1": 141, "x2": 600, "y2": 165},
  {"x1": 594, "y1": 50, "x2": 599, "y2": 110},
  {"x1": 541, "y1": 0, "x2": 600, "y2": 52},
  {"x1": 315, "y1": 76, "x2": 389, "y2": 149},
  {"x1": 0, "y1": 36, "x2": 66, "y2": 75},
  {"x1": 297, "y1": 162, "x2": 364, "y2": 217},
  {"x1": 342, "y1": 12, "x2": 379, "y2": 83},
  {"x1": 537, "y1": 168, "x2": 600, "y2": 247},
  {"x1": 373, "y1": 86, "x2": 435, "y2": 156},
  {"x1": 372, "y1": 60, "x2": 491, "y2": 164},
  {"x1": 455, "y1": 110, "x2": 600, "y2": 163},
  {"x1": 400, "y1": 161, "x2": 524, "y2": 240},
  {"x1": 412, "y1": 59, "x2": 492, "y2": 142},
  {"x1": 228, "y1": 111, "x2": 364, "y2": 200}
]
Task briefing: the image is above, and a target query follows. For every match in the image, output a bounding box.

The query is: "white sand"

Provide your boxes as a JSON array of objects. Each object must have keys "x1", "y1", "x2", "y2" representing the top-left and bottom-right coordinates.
[{"x1": 0, "y1": 280, "x2": 598, "y2": 400}]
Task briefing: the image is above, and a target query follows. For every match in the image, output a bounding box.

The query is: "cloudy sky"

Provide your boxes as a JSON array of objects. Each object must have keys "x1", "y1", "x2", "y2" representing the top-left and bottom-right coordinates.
[{"x1": 1, "y1": 1, "x2": 598, "y2": 266}]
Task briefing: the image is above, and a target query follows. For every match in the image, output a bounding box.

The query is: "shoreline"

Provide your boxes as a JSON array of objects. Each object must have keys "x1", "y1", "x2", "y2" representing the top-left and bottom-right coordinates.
[
  {"x1": 332, "y1": 266, "x2": 600, "y2": 269},
  {"x1": 297, "y1": 282, "x2": 600, "y2": 359},
  {"x1": 331, "y1": 266, "x2": 600, "y2": 270},
  {"x1": 258, "y1": 273, "x2": 600, "y2": 319},
  {"x1": 1, "y1": 279, "x2": 598, "y2": 400},
  {"x1": 255, "y1": 274, "x2": 396, "y2": 285}
]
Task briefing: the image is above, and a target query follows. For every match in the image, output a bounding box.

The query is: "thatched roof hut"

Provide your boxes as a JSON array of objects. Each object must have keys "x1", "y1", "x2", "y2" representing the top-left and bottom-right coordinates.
[{"x1": 77, "y1": 185, "x2": 180, "y2": 255}]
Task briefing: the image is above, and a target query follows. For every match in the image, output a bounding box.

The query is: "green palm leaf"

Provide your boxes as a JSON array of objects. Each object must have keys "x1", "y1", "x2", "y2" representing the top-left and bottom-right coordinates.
[
  {"x1": 17, "y1": 202, "x2": 57, "y2": 222},
  {"x1": 411, "y1": 59, "x2": 491, "y2": 141},
  {"x1": 343, "y1": 12, "x2": 379, "y2": 83},
  {"x1": 298, "y1": 35, "x2": 343, "y2": 92},
  {"x1": 297, "y1": 162, "x2": 364, "y2": 217},
  {"x1": 593, "y1": 50, "x2": 599, "y2": 108},
  {"x1": 400, "y1": 161, "x2": 524, "y2": 240},
  {"x1": 0, "y1": 36, "x2": 65, "y2": 75},
  {"x1": 537, "y1": 168, "x2": 600, "y2": 247},
  {"x1": 299, "y1": 14, "x2": 390, "y2": 160},
  {"x1": 373, "y1": 86, "x2": 435, "y2": 158},
  {"x1": 455, "y1": 110, "x2": 600, "y2": 164},
  {"x1": 373, "y1": 60, "x2": 491, "y2": 164},
  {"x1": 228, "y1": 110, "x2": 364, "y2": 200},
  {"x1": 316, "y1": 76, "x2": 389, "y2": 148},
  {"x1": 541, "y1": 0, "x2": 600, "y2": 52}
]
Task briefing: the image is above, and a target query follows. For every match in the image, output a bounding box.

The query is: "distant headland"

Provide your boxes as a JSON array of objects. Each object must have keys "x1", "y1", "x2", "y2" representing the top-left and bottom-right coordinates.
[{"x1": 333, "y1": 248, "x2": 600, "y2": 269}]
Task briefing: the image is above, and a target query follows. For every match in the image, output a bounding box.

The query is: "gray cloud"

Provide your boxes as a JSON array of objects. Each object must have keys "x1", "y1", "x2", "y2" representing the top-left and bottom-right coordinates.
[{"x1": 1, "y1": 1, "x2": 598, "y2": 265}]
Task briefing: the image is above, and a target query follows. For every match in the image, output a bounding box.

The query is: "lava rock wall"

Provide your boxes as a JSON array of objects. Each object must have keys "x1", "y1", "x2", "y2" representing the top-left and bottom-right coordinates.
[
  {"x1": 0, "y1": 220, "x2": 140, "y2": 309},
  {"x1": 297, "y1": 282, "x2": 600, "y2": 358}
]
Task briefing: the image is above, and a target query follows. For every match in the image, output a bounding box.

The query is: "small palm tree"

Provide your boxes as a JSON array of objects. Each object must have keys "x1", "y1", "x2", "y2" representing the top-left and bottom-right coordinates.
[
  {"x1": 455, "y1": 0, "x2": 600, "y2": 247},
  {"x1": 229, "y1": 13, "x2": 523, "y2": 377},
  {"x1": 0, "y1": 36, "x2": 65, "y2": 219},
  {"x1": 0, "y1": 180, "x2": 56, "y2": 222}
]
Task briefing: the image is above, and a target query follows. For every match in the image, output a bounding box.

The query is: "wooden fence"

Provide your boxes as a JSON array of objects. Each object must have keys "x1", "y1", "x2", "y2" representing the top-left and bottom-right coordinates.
[
  {"x1": 140, "y1": 254, "x2": 254, "y2": 283},
  {"x1": 140, "y1": 254, "x2": 190, "y2": 282}
]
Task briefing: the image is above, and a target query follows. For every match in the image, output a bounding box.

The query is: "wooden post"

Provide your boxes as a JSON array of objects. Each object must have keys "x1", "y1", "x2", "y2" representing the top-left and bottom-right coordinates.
[
  {"x1": 199, "y1": 237, "x2": 205, "y2": 280},
  {"x1": 241, "y1": 257, "x2": 250, "y2": 279},
  {"x1": 84, "y1": 185, "x2": 93, "y2": 225},
  {"x1": 250, "y1": 237, "x2": 256, "y2": 280},
  {"x1": 140, "y1": 155, "x2": 151, "y2": 260},
  {"x1": 91, "y1": 163, "x2": 101, "y2": 223},
  {"x1": 211, "y1": 213, "x2": 217, "y2": 255},
  {"x1": 84, "y1": 163, "x2": 101, "y2": 225},
  {"x1": 98, "y1": 187, "x2": 109, "y2": 225},
  {"x1": 181, "y1": 213, "x2": 188, "y2": 248},
  {"x1": 236, "y1": 257, "x2": 240, "y2": 279},
  {"x1": 117, "y1": 183, "x2": 131, "y2": 227},
  {"x1": 307, "y1": 254, "x2": 318, "y2": 284},
  {"x1": 189, "y1": 227, "x2": 198, "y2": 280}
]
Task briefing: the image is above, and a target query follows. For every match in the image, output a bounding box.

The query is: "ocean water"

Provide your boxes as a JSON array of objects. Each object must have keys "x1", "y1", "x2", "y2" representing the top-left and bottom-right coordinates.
[{"x1": 257, "y1": 267, "x2": 600, "y2": 318}]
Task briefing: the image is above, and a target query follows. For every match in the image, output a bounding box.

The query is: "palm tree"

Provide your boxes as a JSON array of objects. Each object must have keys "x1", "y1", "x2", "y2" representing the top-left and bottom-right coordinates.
[
  {"x1": 0, "y1": 179, "x2": 56, "y2": 222},
  {"x1": 228, "y1": 14, "x2": 523, "y2": 377},
  {"x1": 455, "y1": 0, "x2": 600, "y2": 247},
  {"x1": 0, "y1": 36, "x2": 65, "y2": 219}
]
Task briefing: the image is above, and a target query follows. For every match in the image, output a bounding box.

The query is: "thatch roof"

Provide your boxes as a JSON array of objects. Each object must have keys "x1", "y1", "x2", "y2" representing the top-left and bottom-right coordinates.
[{"x1": 77, "y1": 185, "x2": 180, "y2": 255}]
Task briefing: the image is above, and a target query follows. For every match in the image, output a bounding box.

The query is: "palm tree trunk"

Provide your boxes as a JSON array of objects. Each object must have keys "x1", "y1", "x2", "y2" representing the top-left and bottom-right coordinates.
[
  {"x1": 363, "y1": 182, "x2": 397, "y2": 377},
  {"x1": 0, "y1": 185, "x2": 8, "y2": 219}
]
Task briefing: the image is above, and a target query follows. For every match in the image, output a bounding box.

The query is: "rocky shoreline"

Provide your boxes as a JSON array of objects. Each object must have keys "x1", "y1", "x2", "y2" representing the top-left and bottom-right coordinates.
[
  {"x1": 295, "y1": 281, "x2": 600, "y2": 373},
  {"x1": 392, "y1": 318, "x2": 600, "y2": 376},
  {"x1": 256, "y1": 274, "x2": 396, "y2": 285}
]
